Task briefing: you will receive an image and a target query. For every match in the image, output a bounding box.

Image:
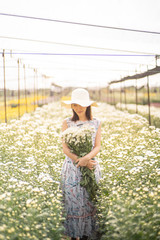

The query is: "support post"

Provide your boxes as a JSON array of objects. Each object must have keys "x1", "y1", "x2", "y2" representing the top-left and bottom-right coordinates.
[
  {"x1": 45, "y1": 75, "x2": 47, "y2": 104},
  {"x1": 110, "y1": 89, "x2": 112, "y2": 105},
  {"x1": 34, "y1": 69, "x2": 36, "y2": 110},
  {"x1": 113, "y1": 88, "x2": 115, "y2": 106},
  {"x1": 42, "y1": 75, "x2": 45, "y2": 105},
  {"x1": 17, "y1": 59, "x2": 20, "y2": 119},
  {"x1": 2, "y1": 50, "x2": 7, "y2": 123},
  {"x1": 41, "y1": 74, "x2": 44, "y2": 105},
  {"x1": 36, "y1": 70, "x2": 39, "y2": 106},
  {"x1": 24, "y1": 64, "x2": 28, "y2": 113},
  {"x1": 107, "y1": 86, "x2": 109, "y2": 104},
  {"x1": 135, "y1": 78, "x2": 138, "y2": 114},
  {"x1": 124, "y1": 81, "x2": 127, "y2": 110},
  {"x1": 147, "y1": 66, "x2": 151, "y2": 125},
  {"x1": 120, "y1": 86, "x2": 122, "y2": 110},
  {"x1": 99, "y1": 88, "x2": 101, "y2": 102}
]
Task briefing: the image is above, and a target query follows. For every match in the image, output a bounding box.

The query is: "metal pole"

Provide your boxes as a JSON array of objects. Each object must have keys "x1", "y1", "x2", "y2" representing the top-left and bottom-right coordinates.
[
  {"x1": 114, "y1": 87, "x2": 116, "y2": 106},
  {"x1": 113, "y1": 88, "x2": 115, "y2": 106},
  {"x1": 110, "y1": 89, "x2": 112, "y2": 105},
  {"x1": 107, "y1": 86, "x2": 109, "y2": 104},
  {"x1": 45, "y1": 75, "x2": 47, "y2": 104},
  {"x1": 34, "y1": 69, "x2": 36, "y2": 110},
  {"x1": 155, "y1": 55, "x2": 157, "y2": 67},
  {"x1": 124, "y1": 81, "x2": 127, "y2": 110},
  {"x1": 17, "y1": 59, "x2": 20, "y2": 119},
  {"x1": 10, "y1": 50, "x2": 12, "y2": 58},
  {"x1": 36, "y1": 70, "x2": 39, "y2": 107},
  {"x1": 99, "y1": 88, "x2": 101, "y2": 102},
  {"x1": 147, "y1": 66, "x2": 151, "y2": 125},
  {"x1": 143, "y1": 84, "x2": 145, "y2": 105},
  {"x1": 109, "y1": 88, "x2": 111, "y2": 105},
  {"x1": 135, "y1": 78, "x2": 138, "y2": 113},
  {"x1": 42, "y1": 75, "x2": 45, "y2": 105},
  {"x1": 112, "y1": 89, "x2": 114, "y2": 105},
  {"x1": 120, "y1": 86, "x2": 122, "y2": 110},
  {"x1": 23, "y1": 64, "x2": 28, "y2": 113},
  {"x1": 41, "y1": 74, "x2": 43, "y2": 105},
  {"x1": 2, "y1": 50, "x2": 7, "y2": 123}
]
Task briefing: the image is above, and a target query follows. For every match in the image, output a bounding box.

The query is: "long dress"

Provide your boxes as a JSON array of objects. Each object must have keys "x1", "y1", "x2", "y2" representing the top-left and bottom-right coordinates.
[{"x1": 61, "y1": 117, "x2": 101, "y2": 239}]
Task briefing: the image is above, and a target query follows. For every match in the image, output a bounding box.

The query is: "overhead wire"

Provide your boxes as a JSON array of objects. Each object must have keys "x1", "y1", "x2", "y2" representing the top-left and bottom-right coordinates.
[
  {"x1": 0, "y1": 50, "x2": 156, "y2": 72},
  {"x1": 0, "y1": 49, "x2": 155, "y2": 81},
  {"x1": 18, "y1": 52, "x2": 155, "y2": 67},
  {"x1": 1, "y1": 36, "x2": 157, "y2": 70},
  {"x1": 0, "y1": 11, "x2": 158, "y2": 86},
  {"x1": 0, "y1": 46, "x2": 156, "y2": 71},
  {"x1": 0, "y1": 35, "x2": 158, "y2": 55},
  {"x1": 0, "y1": 51, "x2": 156, "y2": 57},
  {"x1": 0, "y1": 12, "x2": 160, "y2": 35}
]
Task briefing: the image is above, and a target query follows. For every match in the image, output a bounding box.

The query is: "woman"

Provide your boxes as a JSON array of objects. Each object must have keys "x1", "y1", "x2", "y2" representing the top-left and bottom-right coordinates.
[{"x1": 61, "y1": 88, "x2": 101, "y2": 240}]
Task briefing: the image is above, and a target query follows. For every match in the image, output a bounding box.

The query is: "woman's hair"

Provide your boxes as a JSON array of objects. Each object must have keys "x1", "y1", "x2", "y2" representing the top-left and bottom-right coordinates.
[{"x1": 71, "y1": 106, "x2": 92, "y2": 121}]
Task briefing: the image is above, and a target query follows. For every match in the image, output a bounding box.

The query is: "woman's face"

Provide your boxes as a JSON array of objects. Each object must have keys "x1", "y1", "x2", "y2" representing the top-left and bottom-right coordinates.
[{"x1": 71, "y1": 104, "x2": 87, "y2": 117}]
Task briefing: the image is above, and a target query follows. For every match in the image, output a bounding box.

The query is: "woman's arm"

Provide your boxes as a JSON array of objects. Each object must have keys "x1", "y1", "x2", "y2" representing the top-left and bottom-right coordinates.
[
  {"x1": 62, "y1": 120, "x2": 78, "y2": 162},
  {"x1": 76, "y1": 122, "x2": 101, "y2": 168}
]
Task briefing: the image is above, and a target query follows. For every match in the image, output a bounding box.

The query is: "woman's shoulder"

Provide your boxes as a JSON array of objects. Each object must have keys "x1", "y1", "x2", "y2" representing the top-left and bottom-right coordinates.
[
  {"x1": 92, "y1": 117, "x2": 101, "y2": 128},
  {"x1": 92, "y1": 117, "x2": 101, "y2": 123},
  {"x1": 63, "y1": 117, "x2": 74, "y2": 127},
  {"x1": 63, "y1": 117, "x2": 71, "y2": 121}
]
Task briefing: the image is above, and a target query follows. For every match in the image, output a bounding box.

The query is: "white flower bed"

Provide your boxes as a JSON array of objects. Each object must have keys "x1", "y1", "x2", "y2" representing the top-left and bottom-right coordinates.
[
  {"x1": 0, "y1": 102, "x2": 159, "y2": 240},
  {"x1": 116, "y1": 103, "x2": 160, "y2": 128},
  {"x1": 96, "y1": 103, "x2": 160, "y2": 240}
]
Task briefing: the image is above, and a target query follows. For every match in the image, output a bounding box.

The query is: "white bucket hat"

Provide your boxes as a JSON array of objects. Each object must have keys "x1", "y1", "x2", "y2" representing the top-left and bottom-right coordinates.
[{"x1": 61, "y1": 88, "x2": 98, "y2": 108}]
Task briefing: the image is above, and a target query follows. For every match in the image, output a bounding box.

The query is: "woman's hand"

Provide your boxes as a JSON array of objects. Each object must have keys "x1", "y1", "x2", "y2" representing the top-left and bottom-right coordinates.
[
  {"x1": 86, "y1": 159, "x2": 97, "y2": 170},
  {"x1": 75, "y1": 156, "x2": 89, "y2": 168},
  {"x1": 76, "y1": 157, "x2": 97, "y2": 170}
]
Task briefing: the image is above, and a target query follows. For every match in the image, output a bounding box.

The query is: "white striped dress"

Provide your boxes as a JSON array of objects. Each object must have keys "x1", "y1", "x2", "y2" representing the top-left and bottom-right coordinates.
[{"x1": 61, "y1": 117, "x2": 101, "y2": 239}]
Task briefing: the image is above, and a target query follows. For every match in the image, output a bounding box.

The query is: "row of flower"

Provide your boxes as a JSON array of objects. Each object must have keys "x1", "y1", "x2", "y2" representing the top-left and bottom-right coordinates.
[
  {"x1": 0, "y1": 95, "x2": 47, "y2": 123},
  {"x1": 0, "y1": 104, "x2": 66, "y2": 240},
  {"x1": 95, "y1": 104, "x2": 160, "y2": 240},
  {"x1": 0, "y1": 102, "x2": 160, "y2": 239},
  {"x1": 116, "y1": 103, "x2": 160, "y2": 128}
]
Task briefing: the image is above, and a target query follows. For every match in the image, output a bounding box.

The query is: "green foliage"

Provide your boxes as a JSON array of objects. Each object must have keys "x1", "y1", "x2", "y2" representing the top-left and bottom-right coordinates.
[{"x1": 62, "y1": 125, "x2": 99, "y2": 202}]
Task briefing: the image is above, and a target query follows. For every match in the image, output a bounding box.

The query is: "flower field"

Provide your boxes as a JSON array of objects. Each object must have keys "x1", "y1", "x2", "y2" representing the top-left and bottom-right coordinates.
[
  {"x1": 0, "y1": 95, "x2": 47, "y2": 123},
  {"x1": 0, "y1": 102, "x2": 160, "y2": 239},
  {"x1": 96, "y1": 104, "x2": 160, "y2": 240},
  {"x1": 116, "y1": 103, "x2": 160, "y2": 128},
  {"x1": 0, "y1": 104, "x2": 65, "y2": 240}
]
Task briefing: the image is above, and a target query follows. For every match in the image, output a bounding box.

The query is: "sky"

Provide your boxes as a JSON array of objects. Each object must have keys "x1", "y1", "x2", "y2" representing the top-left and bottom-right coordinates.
[{"x1": 0, "y1": 0, "x2": 160, "y2": 89}]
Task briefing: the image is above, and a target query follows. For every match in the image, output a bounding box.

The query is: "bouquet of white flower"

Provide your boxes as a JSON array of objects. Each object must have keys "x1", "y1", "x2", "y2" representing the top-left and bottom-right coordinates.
[{"x1": 62, "y1": 124, "x2": 98, "y2": 202}]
